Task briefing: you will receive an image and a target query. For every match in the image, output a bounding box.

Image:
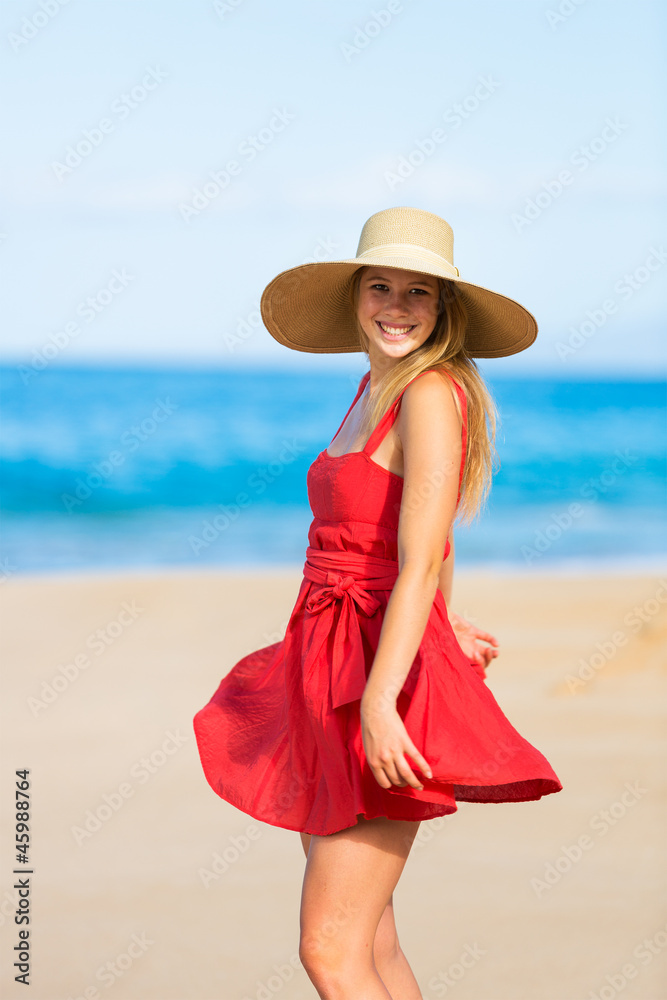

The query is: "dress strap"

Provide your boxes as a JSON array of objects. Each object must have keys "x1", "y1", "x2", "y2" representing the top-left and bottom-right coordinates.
[
  {"x1": 363, "y1": 369, "x2": 468, "y2": 502},
  {"x1": 329, "y1": 371, "x2": 371, "y2": 447}
]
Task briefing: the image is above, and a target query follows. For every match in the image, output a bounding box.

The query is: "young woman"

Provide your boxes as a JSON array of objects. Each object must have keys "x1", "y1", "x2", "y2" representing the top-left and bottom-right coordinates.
[{"x1": 193, "y1": 207, "x2": 563, "y2": 999}]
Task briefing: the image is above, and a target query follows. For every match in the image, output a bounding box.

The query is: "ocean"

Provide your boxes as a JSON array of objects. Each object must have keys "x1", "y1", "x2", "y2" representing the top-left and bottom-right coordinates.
[{"x1": 0, "y1": 365, "x2": 665, "y2": 577}]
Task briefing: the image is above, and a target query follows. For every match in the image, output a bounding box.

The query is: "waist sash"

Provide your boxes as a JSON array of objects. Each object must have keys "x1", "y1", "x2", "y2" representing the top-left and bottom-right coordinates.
[{"x1": 301, "y1": 546, "x2": 399, "y2": 709}]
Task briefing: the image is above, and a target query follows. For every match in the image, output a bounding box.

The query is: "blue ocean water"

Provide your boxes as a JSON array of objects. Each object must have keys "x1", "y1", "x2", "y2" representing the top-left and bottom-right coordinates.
[{"x1": 0, "y1": 365, "x2": 665, "y2": 576}]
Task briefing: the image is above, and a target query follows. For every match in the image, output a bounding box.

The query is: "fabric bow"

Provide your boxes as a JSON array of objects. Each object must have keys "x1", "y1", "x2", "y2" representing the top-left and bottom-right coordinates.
[
  {"x1": 301, "y1": 547, "x2": 399, "y2": 710},
  {"x1": 305, "y1": 572, "x2": 382, "y2": 617}
]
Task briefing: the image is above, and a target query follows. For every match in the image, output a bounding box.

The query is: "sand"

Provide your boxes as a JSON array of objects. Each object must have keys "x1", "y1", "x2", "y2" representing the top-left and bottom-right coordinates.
[{"x1": 1, "y1": 567, "x2": 665, "y2": 1000}]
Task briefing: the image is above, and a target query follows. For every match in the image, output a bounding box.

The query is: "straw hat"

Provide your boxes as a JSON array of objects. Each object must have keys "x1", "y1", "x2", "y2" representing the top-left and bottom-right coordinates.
[{"x1": 260, "y1": 206, "x2": 537, "y2": 358}]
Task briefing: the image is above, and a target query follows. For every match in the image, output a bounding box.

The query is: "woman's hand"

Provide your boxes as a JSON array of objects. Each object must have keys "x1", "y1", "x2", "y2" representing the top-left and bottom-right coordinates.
[
  {"x1": 360, "y1": 695, "x2": 432, "y2": 791},
  {"x1": 450, "y1": 612, "x2": 499, "y2": 675}
]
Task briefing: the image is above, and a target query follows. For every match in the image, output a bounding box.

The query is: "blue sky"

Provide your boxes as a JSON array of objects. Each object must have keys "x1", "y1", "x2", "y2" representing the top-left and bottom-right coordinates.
[{"x1": 1, "y1": 0, "x2": 665, "y2": 376}]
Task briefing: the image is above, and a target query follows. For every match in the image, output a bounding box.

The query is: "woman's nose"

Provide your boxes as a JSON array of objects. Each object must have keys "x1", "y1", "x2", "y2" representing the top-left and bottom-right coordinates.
[{"x1": 384, "y1": 292, "x2": 410, "y2": 315}]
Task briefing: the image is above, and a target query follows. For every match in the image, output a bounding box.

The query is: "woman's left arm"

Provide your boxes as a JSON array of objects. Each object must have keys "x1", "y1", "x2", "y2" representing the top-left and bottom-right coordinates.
[
  {"x1": 360, "y1": 372, "x2": 462, "y2": 790},
  {"x1": 438, "y1": 530, "x2": 500, "y2": 672},
  {"x1": 437, "y1": 527, "x2": 455, "y2": 604}
]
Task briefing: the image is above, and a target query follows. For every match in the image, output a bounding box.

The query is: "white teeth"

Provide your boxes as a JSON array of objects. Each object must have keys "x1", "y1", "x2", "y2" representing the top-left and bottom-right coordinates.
[{"x1": 379, "y1": 323, "x2": 412, "y2": 335}]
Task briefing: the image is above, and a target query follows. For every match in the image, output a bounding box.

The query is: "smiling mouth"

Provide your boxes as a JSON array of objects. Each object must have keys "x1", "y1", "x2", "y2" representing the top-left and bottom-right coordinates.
[{"x1": 376, "y1": 321, "x2": 416, "y2": 337}]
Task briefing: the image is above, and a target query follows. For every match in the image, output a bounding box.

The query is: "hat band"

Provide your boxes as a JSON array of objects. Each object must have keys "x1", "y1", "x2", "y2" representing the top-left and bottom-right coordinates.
[{"x1": 355, "y1": 242, "x2": 460, "y2": 278}]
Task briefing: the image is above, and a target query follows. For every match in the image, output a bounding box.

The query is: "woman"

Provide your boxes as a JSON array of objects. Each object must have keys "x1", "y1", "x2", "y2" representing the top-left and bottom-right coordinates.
[{"x1": 193, "y1": 207, "x2": 562, "y2": 998}]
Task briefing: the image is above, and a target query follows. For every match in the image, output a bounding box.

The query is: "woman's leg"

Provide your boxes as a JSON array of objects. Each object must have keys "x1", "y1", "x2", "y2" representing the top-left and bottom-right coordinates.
[
  {"x1": 298, "y1": 816, "x2": 423, "y2": 999},
  {"x1": 373, "y1": 895, "x2": 423, "y2": 999},
  {"x1": 300, "y1": 831, "x2": 422, "y2": 998}
]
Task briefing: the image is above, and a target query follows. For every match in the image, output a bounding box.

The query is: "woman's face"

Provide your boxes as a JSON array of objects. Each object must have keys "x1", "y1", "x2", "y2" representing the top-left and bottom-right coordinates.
[{"x1": 356, "y1": 267, "x2": 442, "y2": 361}]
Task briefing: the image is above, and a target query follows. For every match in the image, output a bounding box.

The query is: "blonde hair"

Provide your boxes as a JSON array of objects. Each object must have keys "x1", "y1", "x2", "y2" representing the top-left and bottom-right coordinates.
[{"x1": 348, "y1": 268, "x2": 500, "y2": 525}]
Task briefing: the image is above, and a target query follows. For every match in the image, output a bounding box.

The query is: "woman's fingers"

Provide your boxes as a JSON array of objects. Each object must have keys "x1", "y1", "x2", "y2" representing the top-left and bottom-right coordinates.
[
  {"x1": 371, "y1": 747, "x2": 432, "y2": 791},
  {"x1": 471, "y1": 625, "x2": 499, "y2": 645},
  {"x1": 470, "y1": 622, "x2": 496, "y2": 637},
  {"x1": 361, "y1": 705, "x2": 432, "y2": 791},
  {"x1": 472, "y1": 643, "x2": 495, "y2": 664},
  {"x1": 371, "y1": 767, "x2": 393, "y2": 790},
  {"x1": 452, "y1": 612, "x2": 499, "y2": 649},
  {"x1": 405, "y1": 744, "x2": 432, "y2": 781},
  {"x1": 392, "y1": 757, "x2": 424, "y2": 790},
  {"x1": 376, "y1": 761, "x2": 421, "y2": 791}
]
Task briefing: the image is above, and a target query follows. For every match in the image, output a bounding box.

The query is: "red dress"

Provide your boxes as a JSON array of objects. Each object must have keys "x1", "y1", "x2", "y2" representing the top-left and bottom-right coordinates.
[{"x1": 193, "y1": 369, "x2": 562, "y2": 835}]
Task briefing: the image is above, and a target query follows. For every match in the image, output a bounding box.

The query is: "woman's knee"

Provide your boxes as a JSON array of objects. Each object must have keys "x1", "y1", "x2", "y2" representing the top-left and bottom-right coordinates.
[
  {"x1": 299, "y1": 901, "x2": 398, "y2": 976},
  {"x1": 299, "y1": 900, "x2": 373, "y2": 977},
  {"x1": 373, "y1": 902, "x2": 401, "y2": 965},
  {"x1": 299, "y1": 928, "x2": 356, "y2": 984}
]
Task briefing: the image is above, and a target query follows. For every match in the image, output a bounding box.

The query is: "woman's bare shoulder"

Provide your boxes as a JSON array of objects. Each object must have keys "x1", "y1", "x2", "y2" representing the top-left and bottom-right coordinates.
[
  {"x1": 399, "y1": 370, "x2": 462, "y2": 424},
  {"x1": 393, "y1": 373, "x2": 461, "y2": 468}
]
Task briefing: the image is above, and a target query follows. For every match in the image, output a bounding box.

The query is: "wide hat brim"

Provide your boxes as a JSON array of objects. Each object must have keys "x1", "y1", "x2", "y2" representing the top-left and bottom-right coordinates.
[
  {"x1": 260, "y1": 206, "x2": 538, "y2": 358},
  {"x1": 261, "y1": 259, "x2": 537, "y2": 358}
]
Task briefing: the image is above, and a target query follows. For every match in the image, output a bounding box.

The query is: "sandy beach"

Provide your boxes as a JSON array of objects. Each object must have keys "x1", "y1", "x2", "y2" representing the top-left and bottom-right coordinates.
[{"x1": 1, "y1": 567, "x2": 665, "y2": 1000}]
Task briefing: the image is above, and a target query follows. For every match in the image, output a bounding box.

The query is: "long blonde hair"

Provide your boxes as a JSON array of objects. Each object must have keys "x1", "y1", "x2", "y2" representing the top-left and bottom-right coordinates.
[{"x1": 349, "y1": 268, "x2": 500, "y2": 525}]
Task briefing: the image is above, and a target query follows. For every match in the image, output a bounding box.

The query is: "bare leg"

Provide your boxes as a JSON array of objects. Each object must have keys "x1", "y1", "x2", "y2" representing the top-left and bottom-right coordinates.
[
  {"x1": 298, "y1": 817, "x2": 423, "y2": 999},
  {"x1": 300, "y1": 831, "x2": 422, "y2": 998},
  {"x1": 373, "y1": 895, "x2": 423, "y2": 1000}
]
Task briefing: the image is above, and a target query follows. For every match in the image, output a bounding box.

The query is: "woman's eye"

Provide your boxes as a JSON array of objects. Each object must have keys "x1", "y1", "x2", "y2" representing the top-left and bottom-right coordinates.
[{"x1": 367, "y1": 284, "x2": 431, "y2": 295}]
